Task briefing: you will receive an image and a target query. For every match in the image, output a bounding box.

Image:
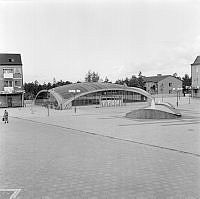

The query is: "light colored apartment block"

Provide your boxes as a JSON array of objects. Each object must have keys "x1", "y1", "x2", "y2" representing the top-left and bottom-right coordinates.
[
  {"x1": 143, "y1": 74, "x2": 182, "y2": 95},
  {"x1": 191, "y1": 56, "x2": 200, "y2": 97},
  {"x1": 0, "y1": 53, "x2": 24, "y2": 107}
]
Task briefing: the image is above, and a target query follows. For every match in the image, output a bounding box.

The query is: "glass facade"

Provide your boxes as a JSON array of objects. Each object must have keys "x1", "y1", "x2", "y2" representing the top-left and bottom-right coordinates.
[
  {"x1": 35, "y1": 91, "x2": 58, "y2": 109},
  {"x1": 35, "y1": 89, "x2": 148, "y2": 110},
  {"x1": 72, "y1": 90, "x2": 146, "y2": 107}
]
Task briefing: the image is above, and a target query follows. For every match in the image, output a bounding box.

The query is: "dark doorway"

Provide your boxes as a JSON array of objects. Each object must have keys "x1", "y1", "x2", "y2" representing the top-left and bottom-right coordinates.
[{"x1": 7, "y1": 96, "x2": 12, "y2": 107}]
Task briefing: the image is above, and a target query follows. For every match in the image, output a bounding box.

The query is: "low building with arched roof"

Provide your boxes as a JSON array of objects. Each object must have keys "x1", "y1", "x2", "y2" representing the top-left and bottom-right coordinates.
[{"x1": 34, "y1": 82, "x2": 153, "y2": 110}]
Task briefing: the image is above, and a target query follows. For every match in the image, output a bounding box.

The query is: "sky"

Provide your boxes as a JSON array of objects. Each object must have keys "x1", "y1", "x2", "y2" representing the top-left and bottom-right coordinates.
[{"x1": 0, "y1": 0, "x2": 200, "y2": 83}]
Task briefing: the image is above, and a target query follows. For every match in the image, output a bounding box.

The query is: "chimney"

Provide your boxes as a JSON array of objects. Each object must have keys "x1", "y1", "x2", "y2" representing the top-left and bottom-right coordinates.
[{"x1": 157, "y1": 74, "x2": 162, "y2": 76}]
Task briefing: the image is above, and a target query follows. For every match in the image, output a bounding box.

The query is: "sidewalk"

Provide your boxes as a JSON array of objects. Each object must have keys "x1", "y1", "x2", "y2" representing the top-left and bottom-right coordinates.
[{"x1": 2, "y1": 96, "x2": 200, "y2": 156}]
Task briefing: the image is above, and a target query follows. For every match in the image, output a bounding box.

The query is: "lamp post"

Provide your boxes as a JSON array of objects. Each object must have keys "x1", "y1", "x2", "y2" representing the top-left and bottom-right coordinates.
[
  {"x1": 179, "y1": 88, "x2": 183, "y2": 100},
  {"x1": 187, "y1": 86, "x2": 191, "y2": 104},
  {"x1": 173, "y1": 87, "x2": 182, "y2": 107},
  {"x1": 160, "y1": 83, "x2": 164, "y2": 102},
  {"x1": 47, "y1": 91, "x2": 50, "y2": 116},
  {"x1": 69, "y1": 89, "x2": 80, "y2": 113}
]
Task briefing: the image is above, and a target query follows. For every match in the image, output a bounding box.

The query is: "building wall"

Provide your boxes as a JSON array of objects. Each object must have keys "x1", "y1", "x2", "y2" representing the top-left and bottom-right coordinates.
[
  {"x1": 0, "y1": 95, "x2": 6, "y2": 107},
  {"x1": 0, "y1": 65, "x2": 23, "y2": 91},
  {"x1": 191, "y1": 64, "x2": 200, "y2": 88},
  {"x1": 191, "y1": 64, "x2": 200, "y2": 97},
  {"x1": 144, "y1": 76, "x2": 182, "y2": 95},
  {"x1": 145, "y1": 82, "x2": 158, "y2": 94},
  {"x1": 0, "y1": 54, "x2": 24, "y2": 107},
  {"x1": 158, "y1": 76, "x2": 182, "y2": 94},
  {"x1": 0, "y1": 94, "x2": 23, "y2": 107}
]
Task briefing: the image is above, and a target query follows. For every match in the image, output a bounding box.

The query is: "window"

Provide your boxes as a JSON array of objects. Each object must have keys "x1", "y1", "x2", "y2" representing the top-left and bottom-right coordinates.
[
  {"x1": 8, "y1": 58, "x2": 14, "y2": 62},
  {"x1": 169, "y1": 83, "x2": 172, "y2": 87},
  {"x1": 3, "y1": 68, "x2": 14, "y2": 74},
  {"x1": 14, "y1": 68, "x2": 22, "y2": 74},
  {"x1": 14, "y1": 80, "x2": 21, "y2": 87},
  {"x1": 4, "y1": 80, "x2": 13, "y2": 87}
]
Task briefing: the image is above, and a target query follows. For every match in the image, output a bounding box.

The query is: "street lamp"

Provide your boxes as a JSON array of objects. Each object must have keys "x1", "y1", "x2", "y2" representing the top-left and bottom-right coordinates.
[
  {"x1": 173, "y1": 87, "x2": 182, "y2": 107},
  {"x1": 160, "y1": 83, "x2": 164, "y2": 102},
  {"x1": 47, "y1": 91, "x2": 50, "y2": 116},
  {"x1": 69, "y1": 89, "x2": 80, "y2": 113},
  {"x1": 186, "y1": 86, "x2": 191, "y2": 104}
]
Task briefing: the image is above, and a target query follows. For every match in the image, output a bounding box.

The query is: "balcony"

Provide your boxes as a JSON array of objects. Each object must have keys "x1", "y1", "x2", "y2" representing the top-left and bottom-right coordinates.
[
  {"x1": 4, "y1": 73, "x2": 13, "y2": 78},
  {"x1": 4, "y1": 87, "x2": 14, "y2": 93},
  {"x1": 13, "y1": 73, "x2": 22, "y2": 78}
]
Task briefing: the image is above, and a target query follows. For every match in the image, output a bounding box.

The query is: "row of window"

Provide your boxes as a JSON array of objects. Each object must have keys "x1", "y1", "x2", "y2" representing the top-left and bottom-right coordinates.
[
  {"x1": 3, "y1": 68, "x2": 22, "y2": 74},
  {"x1": 4, "y1": 80, "x2": 22, "y2": 87}
]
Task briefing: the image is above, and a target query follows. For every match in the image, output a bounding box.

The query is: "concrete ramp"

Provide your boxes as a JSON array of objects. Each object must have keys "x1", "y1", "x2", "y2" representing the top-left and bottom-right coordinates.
[{"x1": 126, "y1": 103, "x2": 181, "y2": 119}]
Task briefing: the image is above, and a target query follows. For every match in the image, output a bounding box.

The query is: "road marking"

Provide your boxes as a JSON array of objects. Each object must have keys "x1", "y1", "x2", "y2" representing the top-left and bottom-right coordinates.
[{"x1": 0, "y1": 189, "x2": 21, "y2": 199}]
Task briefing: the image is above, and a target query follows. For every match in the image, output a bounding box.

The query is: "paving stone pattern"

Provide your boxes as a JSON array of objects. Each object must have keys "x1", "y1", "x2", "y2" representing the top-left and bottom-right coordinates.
[
  {"x1": 0, "y1": 118, "x2": 200, "y2": 199},
  {"x1": 0, "y1": 191, "x2": 14, "y2": 199}
]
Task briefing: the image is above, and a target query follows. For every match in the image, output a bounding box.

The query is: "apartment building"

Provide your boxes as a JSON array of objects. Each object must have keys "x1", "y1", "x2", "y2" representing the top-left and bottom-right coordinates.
[
  {"x1": 191, "y1": 56, "x2": 200, "y2": 97},
  {"x1": 143, "y1": 74, "x2": 182, "y2": 95},
  {"x1": 0, "y1": 53, "x2": 24, "y2": 107}
]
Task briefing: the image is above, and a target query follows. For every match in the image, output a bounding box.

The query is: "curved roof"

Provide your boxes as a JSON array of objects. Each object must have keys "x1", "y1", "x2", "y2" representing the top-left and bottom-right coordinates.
[
  {"x1": 53, "y1": 82, "x2": 138, "y2": 100},
  {"x1": 35, "y1": 82, "x2": 153, "y2": 109}
]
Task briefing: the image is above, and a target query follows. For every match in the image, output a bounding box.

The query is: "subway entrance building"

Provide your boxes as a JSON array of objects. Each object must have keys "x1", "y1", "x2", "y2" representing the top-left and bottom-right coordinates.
[{"x1": 34, "y1": 82, "x2": 153, "y2": 110}]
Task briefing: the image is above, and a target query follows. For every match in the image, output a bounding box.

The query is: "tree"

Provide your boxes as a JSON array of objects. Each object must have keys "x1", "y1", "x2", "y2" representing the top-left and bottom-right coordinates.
[
  {"x1": 53, "y1": 77, "x2": 56, "y2": 85},
  {"x1": 85, "y1": 70, "x2": 92, "y2": 82},
  {"x1": 85, "y1": 70, "x2": 100, "y2": 82},
  {"x1": 173, "y1": 72, "x2": 181, "y2": 80},
  {"x1": 115, "y1": 79, "x2": 124, "y2": 85},
  {"x1": 115, "y1": 72, "x2": 145, "y2": 89},
  {"x1": 137, "y1": 71, "x2": 145, "y2": 89},
  {"x1": 104, "y1": 76, "x2": 110, "y2": 83},
  {"x1": 24, "y1": 79, "x2": 72, "y2": 100},
  {"x1": 182, "y1": 74, "x2": 191, "y2": 87},
  {"x1": 47, "y1": 82, "x2": 52, "y2": 90},
  {"x1": 182, "y1": 74, "x2": 191, "y2": 94},
  {"x1": 128, "y1": 75, "x2": 138, "y2": 87},
  {"x1": 124, "y1": 77, "x2": 129, "y2": 86},
  {"x1": 91, "y1": 71, "x2": 100, "y2": 82}
]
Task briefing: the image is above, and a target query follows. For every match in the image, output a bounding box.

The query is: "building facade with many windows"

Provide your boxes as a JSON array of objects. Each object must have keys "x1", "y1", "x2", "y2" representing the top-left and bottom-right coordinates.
[
  {"x1": 191, "y1": 56, "x2": 200, "y2": 97},
  {"x1": 0, "y1": 53, "x2": 24, "y2": 107}
]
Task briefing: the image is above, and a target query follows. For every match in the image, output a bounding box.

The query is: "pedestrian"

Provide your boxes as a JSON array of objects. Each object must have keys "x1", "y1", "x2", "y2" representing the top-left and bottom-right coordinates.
[{"x1": 3, "y1": 110, "x2": 8, "y2": 124}]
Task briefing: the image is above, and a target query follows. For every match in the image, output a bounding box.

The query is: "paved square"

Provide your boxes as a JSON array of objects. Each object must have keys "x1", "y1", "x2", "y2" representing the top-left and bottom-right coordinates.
[
  {"x1": 0, "y1": 189, "x2": 21, "y2": 199},
  {"x1": 0, "y1": 96, "x2": 200, "y2": 198}
]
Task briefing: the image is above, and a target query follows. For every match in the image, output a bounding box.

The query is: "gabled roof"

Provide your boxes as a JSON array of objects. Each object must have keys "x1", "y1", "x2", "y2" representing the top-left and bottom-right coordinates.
[
  {"x1": 191, "y1": 56, "x2": 200, "y2": 65},
  {"x1": 0, "y1": 54, "x2": 22, "y2": 65},
  {"x1": 143, "y1": 75, "x2": 171, "y2": 83}
]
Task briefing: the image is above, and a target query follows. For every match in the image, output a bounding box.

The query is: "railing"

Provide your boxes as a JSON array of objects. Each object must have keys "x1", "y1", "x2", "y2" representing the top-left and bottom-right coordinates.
[
  {"x1": 4, "y1": 73, "x2": 13, "y2": 78},
  {"x1": 13, "y1": 73, "x2": 22, "y2": 78},
  {"x1": 4, "y1": 87, "x2": 14, "y2": 93}
]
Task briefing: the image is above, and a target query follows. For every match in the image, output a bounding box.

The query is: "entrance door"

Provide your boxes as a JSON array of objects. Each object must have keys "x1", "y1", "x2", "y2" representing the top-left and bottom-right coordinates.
[{"x1": 7, "y1": 96, "x2": 12, "y2": 107}]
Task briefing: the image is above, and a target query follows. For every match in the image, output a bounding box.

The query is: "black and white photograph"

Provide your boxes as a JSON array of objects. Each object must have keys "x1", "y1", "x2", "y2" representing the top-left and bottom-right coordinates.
[{"x1": 0, "y1": 0, "x2": 200, "y2": 198}]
